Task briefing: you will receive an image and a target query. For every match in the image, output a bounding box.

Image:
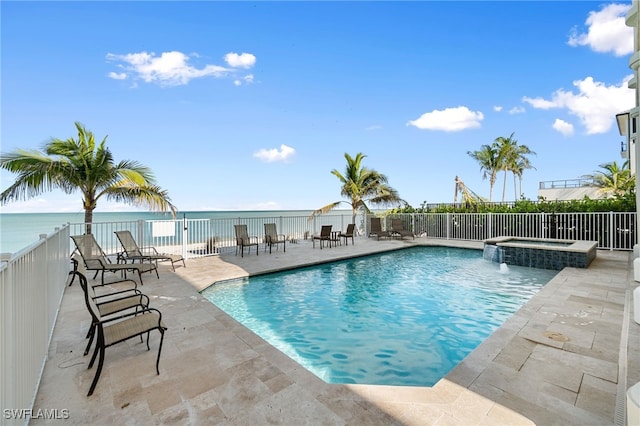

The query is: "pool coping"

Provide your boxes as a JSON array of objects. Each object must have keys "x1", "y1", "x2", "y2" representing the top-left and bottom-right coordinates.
[{"x1": 485, "y1": 236, "x2": 598, "y2": 253}]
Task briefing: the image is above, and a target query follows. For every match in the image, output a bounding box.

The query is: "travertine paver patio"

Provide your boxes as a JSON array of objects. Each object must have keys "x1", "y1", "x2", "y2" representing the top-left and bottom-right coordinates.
[{"x1": 31, "y1": 237, "x2": 639, "y2": 425}]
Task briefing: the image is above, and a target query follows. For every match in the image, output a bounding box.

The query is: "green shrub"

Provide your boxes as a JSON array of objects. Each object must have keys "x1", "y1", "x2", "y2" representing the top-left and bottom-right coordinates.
[{"x1": 389, "y1": 193, "x2": 636, "y2": 214}]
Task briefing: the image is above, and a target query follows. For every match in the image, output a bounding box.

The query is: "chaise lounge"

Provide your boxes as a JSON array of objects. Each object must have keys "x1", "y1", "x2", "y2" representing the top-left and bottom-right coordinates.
[
  {"x1": 391, "y1": 218, "x2": 415, "y2": 240},
  {"x1": 369, "y1": 217, "x2": 391, "y2": 240},
  {"x1": 71, "y1": 234, "x2": 159, "y2": 285},
  {"x1": 115, "y1": 230, "x2": 185, "y2": 271}
]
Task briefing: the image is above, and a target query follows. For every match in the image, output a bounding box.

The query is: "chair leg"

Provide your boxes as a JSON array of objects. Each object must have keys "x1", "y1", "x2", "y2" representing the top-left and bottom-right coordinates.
[
  {"x1": 84, "y1": 325, "x2": 96, "y2": 356},
  {"x1": 87, "y1": 345, "x2": 105, "y2": 396},
  {"x1": 156, "y1": 328, "x2": 165, "y2": 375},
  {"x1": 88, "y1": 338, "x2": 100, "y2": 369}
]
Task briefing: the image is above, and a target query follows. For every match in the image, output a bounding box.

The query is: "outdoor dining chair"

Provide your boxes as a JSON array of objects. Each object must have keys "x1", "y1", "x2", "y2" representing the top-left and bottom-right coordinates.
[
  {"x1": 312, "y1": 225, "x2": 333, "y2": 249},
  {"x1": 234, "y1": 224, "x2": 259, "y2": 257},
  {"x1": 264, "y1": 223, "x2": 286, "y2": 254},
  {"x1": 76, "y1": 271, "x2": 166, "y2": 397}
]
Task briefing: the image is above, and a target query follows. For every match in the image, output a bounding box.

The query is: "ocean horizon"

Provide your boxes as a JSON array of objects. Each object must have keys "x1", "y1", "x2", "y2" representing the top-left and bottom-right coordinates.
[{"x1": 0, "y1": 209, "x2": 359, "y2": 254}]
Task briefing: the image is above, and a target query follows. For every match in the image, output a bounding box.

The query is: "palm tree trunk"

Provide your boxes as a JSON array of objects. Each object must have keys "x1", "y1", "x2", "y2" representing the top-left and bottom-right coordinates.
[
  {"x1": 518, "y1": 176, "x2": 523, "y2": 199},
  {"x1": 502, "y1": 170, "x2": 507, "y2": 202},
  {"x1": 84, "y1": 206, "x2": 95, "y2": 234}
]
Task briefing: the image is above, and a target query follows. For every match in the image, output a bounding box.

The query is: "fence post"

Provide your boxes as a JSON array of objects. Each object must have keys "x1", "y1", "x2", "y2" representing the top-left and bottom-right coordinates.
[
  {"x1": 182, "y1": 215, "x2": 188, "y2": 259},
  {"x1": 363, "y1": 213, "x2": 368, "y2": 237},
  {"x1": 609, "y1": 211, "x2": 614, "y2": 251},
  {"x1": 411, "y1": 213, "x2": 415, "y2": 234},
  {"x1": 488, "y1": 213, "x2": 492, "y2": 240},
  {"x1": 136, "y1": 220, "x2": 144, "y2": 248},
  {"x1": 446, "y1": 213, "x2": 451, "y2": 240}
]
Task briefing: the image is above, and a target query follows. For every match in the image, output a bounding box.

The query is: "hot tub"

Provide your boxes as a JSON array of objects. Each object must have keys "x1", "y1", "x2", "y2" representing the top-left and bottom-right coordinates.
[{"x1": 483, "y1": 237, "x2": 597, "y2": 270}]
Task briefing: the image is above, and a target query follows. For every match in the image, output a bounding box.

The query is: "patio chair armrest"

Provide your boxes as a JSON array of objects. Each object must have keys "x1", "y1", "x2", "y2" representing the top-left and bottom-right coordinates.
[
  {"x1": 91, "y1": 278, "x2": 139, "y2": 291},
  {"x1": 99, "y1": 307, "x2": 164, "y2": 327},
  {"x1": 96, "y1": 292, "x2": 150, "y2": 308},
  {"x1": 84, "y1": 257, "x2": 107, "y2": 269},
  {"x1": 93, "y1": 285, "x2": 144, "y2": 300},
  {"x1": 139, "y1": 246, "x2": 160, "y2": 255}
]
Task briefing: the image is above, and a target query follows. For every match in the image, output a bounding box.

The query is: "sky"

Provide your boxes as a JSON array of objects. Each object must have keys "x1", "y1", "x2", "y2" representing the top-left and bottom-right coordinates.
[{"x1": 0, "y1": 1, "x2": 636, "y2": 214}]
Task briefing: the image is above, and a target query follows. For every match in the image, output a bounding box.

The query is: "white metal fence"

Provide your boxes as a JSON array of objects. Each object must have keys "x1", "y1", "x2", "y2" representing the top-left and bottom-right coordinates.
[
  {"x1": 1, "y1": 225, "x2": 70, "y2": 426},
  {"x1": 1, "y1": 210, "x2": 636, "y2": 422},
  {"x1": 369, "y1": 212, "x2": 637, "y2": 250},
  {"x1": 68, "y1": 213, "x2": 364, "y2": 259},
  {"x1": 65, "y1": 212, "x2": 636, "y2": 260}
]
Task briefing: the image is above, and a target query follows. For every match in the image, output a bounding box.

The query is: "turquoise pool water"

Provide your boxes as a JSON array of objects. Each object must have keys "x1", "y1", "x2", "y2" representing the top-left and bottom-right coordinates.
[{"x1": 201, "y1": 247, "x2": 558, "y2": 387}]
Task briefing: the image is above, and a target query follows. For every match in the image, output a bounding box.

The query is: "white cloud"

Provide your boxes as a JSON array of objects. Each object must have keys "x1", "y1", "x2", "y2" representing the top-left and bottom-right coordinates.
[
  {"x1": 234, "y1": 74, "x2": 255, "y2": 86},
  {"x1": 224, "y1": 52, "x2": 256, "y2": 69},
  {"x1": 108, "y1": 71, "x2": 127, "y2": 80},
  {"x1": 407, "y1": 106, "x2": 484, "y2": 132},
  {"x1": 508, "y1": 106, "x2": 525, "y2": 115},
  {"x1": 521, "y1": 97, "x2": 557, "y2": 110},
  {"x1": 493, "y1": 106, "x2": 503, "y2": 112},
  {"x1": 253, "y1": 144, "x2": 295, "y2": 162},
  {"x1": 522, "y1": 75, "x2": 634, "y2": 134},
  {"x1": 553, "y1": 119, "x2": 575, "y2": 137},
  {"x1": 568, "y1": 3, "x2": 633, "y2": 57},
  {"x1": 106, "y1": 50, "x2": 257, "y2": 87},
  {"x1": 365, "y1": 125, "x2": 382, "y2": 131}
]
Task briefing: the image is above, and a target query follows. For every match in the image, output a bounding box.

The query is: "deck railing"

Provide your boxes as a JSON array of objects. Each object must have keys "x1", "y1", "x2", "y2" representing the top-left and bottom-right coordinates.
[
  {"x1": 67, "y1": 213, "x2": 362, "y2": 259},
  {"x1": 64, "y1": 211, "x2": 635, "y2": 260},
  {"x1": 369, "y1": 212, "x2": 637, "y2": 250},
  {"x1": 1, "y1": 210, "x2": 636, "y2": 423},
  {"x1": 1, "y1": 225, "x2": 70, "y2": 425}
]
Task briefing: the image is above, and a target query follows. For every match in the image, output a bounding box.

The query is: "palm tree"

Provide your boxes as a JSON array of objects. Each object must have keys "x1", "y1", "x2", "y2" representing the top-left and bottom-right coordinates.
[
  {"x1": 494, "y1": 133, "x2": 518, "y2": 202},
  {"x1": 467, "y1": 144, "x2": 500, "y2": 202},
  {"x1": 0, "y1": 122, "x2": 177, "y2": 233},
  {"x1": 512, "y1": 146, "x2": 536, "y2": 199},
  {"x1": 493, "y1": 133, "x2": 535, "y2": 202},
  {"x1": 583, "y1": 160, "x2": 635, "y2": 198},
  {"x1": 311, "y1": 152, "x2": 403, "y2": 225}
]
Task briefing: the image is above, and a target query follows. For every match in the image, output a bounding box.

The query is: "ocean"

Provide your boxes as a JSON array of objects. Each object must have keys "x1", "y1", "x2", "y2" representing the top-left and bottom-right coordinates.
[{"x1": 0, "y1": 210, "x2": 356, "y2": 254}]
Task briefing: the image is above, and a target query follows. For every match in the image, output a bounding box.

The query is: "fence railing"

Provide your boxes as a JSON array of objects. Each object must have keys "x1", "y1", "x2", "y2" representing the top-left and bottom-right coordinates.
[
  {"x1": 369, "y1": 212, "x2": 636, "y2": 250},
  {"x1": 1, "y1": 225, "x2": 70, "y2": 426},
  {"x1": 538, "y1": 178, "x2": 596, "y2": 189},
  {"x1": 1, "y1": 210, "x2": 636, "y2": 421},
  {"x1": 68, "y1": 213, "x2": 364, "y2": 259},
  {"x1": 64, "y1": 211, "x2": 637, "y2": 260}
]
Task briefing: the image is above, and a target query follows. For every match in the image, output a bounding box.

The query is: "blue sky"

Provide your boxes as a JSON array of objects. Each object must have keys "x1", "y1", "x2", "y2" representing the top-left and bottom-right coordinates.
[{"x1": 1, "y1": 1, "x2": 635, "y2": 213}]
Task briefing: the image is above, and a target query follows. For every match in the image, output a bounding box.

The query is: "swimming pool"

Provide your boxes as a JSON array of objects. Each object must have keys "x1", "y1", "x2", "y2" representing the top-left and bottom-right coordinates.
[{"x1": 201, "y1": 246, "x2": 558, "y2": 387}]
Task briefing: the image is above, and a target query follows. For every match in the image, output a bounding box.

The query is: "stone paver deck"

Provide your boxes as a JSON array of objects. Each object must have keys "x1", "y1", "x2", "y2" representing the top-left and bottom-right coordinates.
[{"x1": 31, "y1": 237, "x2": 639, "y2": 425}]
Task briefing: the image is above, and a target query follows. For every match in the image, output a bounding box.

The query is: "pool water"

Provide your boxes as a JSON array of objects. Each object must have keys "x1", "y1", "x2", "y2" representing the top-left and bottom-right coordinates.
[{"x1": 201, "y1": 247, "x2": 558, "y2": 387}]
